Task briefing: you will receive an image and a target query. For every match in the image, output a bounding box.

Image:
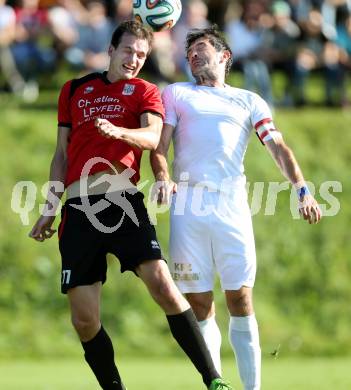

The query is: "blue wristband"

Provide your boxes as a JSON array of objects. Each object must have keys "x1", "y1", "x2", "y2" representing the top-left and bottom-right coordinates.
[{"x1": 297, "y1": 185, "x2": 310, "y2": 200}]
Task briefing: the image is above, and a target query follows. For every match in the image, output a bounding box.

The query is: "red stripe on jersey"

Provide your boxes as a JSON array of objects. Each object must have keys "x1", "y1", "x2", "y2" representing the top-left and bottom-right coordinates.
[{"x1": 254, "y1": 118, "x2": 272, "y2": 130}]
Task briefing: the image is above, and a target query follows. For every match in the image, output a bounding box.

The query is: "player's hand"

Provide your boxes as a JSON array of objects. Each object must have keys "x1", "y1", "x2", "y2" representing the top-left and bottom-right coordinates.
[
  {"x1": 298, "y1": 194, "x2": 322, "y2": 224},
  {"x1": 95, "y1": 118, "x2": 122, "y2": 139},
  {"x1": 152, "y1": 180, "x2": 177, "y2": 205},
  {"x1": 29, "y1": 215, "x2": 56, "y2": 242}
]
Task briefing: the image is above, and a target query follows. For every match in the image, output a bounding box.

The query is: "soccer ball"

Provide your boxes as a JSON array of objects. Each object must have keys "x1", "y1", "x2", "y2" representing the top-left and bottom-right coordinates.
[{"x1": 133, "y1": 0, "x2": 182, "y2": 31}]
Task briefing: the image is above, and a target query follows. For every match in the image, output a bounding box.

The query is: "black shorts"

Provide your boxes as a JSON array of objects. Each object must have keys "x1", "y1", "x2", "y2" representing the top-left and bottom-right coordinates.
[{"x1": 58, "y1": 191, "x2": 163, "y2": 294}]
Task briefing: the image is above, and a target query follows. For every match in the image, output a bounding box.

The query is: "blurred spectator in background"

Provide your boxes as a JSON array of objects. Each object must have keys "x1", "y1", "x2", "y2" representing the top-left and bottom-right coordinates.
[
  {"x1": 1, "y1": 0, "x2": 350, "y2": 106},
  {"x1": 11, "y1": 0, "x2": 56, "y2": 101},
  {"x1": 292, "y1": 6, "x2": 347, "y2": 105},
  {"x1": 0, "y1": 0, "x2": 27, "y2": 96},
  {"x1": 39, "y1": 0, "x2": 56, "y2": 7},
  {"x1": 172, "y1": 0, "x2": 210, "y2": 76},
  {"x1": 226, "y1": 0, "x2": 274, "y2": 107},
  {"x1": 262, "y1": 1, "x2": 301, "y2": 105},
  {"x1": 334, "y1": 7, "x2": 351, "y2": 104},
  {"x1": 320, "y1": 0, "x2": 351, "y2": 39},
  {"x1": 113, "y1": 0, "x2": 132, "y2": 24},
  {"x1": 65, "y1": 0, "x2": 113, "y2": 73},
  {"x1": 336, "y1": 8, "x2": 351, "y2": 54},
  {"x1": 48, "y1": 0, "x2": 86, "y2": 61},
  {"x1": 11, "y1": 0, "x2": 56, "y2": 100},
  {"x1": 276, "y1": 0, "x2": 351, "y2": 36},
  {"x1": 288, "y1": 0, "x2": 315, "y2": 24},
  {"x1": 206, "y1": 0, "x2": 230, "y2": 30},
  {"x1": 145, "y1": 29, "x2": 176, "y2": 85}
]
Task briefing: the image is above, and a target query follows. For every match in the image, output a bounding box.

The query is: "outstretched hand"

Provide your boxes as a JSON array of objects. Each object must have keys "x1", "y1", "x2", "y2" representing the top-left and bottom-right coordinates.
[
  {"x1": 29, "y1": 215, "x2": 56, "y2": 242},
  {"x1": 298, "y1": 194, "x2": 322, "y2": 224}
]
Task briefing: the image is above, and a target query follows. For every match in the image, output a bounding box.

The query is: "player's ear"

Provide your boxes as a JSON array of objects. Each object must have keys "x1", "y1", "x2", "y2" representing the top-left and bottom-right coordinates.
[
  {"x1": 221, "y1": 50, "x2": 231, "y2": 63},
  {"x1": 108, "y1": 45, "x2": 114, "y2": 57}
]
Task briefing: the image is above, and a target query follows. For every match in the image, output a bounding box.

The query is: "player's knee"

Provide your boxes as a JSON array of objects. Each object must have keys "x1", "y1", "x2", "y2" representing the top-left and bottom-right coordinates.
[
  {"x1": 227, "y1": 293, "x2": 253, "y2": 316},
  {"x1": 71, "y1": 312, "x2": 100, "y2": 339},
  {"x1": 185, "y1": 293, "x2": 214, "y2": 320}
]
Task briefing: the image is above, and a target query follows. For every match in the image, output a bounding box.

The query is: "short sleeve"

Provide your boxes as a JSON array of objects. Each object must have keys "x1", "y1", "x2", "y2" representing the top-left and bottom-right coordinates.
[
  {"x1": 139, "y1": 83, "x2": 165, "y2": 120},
  {"x1": 161, "y1": 84, "x2": 177, "y2": 127},
  {"x1": 250, "y1": 93, "x2": 274, "y2": 129},
  {"x1": 57, "y1": 80, "x2": 72, "y2": 128}
]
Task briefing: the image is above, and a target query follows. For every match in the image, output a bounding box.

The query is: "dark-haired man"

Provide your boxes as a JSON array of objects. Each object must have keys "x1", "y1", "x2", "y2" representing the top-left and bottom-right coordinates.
[
  {"x1": 151, "y1": 25, "x2": 321, "y2": 390},
  {"x1": 30, "y1": 21, "x2": 231, "y2": 390}
]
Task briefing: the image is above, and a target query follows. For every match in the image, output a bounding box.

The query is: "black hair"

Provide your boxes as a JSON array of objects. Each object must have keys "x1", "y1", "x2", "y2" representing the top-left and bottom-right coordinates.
[{"x1": 185, "y1": 25, "x2": 233, "y2": 75}]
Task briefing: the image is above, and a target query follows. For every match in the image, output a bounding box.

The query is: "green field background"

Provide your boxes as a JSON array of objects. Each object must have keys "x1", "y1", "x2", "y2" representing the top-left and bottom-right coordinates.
[
  {"x1": 0, "y1": 73, "x2": 350, "y2": 387},
  {"x1": 1, "y1": 357, "x2": 351, "y2": 389}
]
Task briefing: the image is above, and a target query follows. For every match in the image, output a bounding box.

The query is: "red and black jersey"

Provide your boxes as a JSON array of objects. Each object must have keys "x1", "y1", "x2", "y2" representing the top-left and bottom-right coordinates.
[{"x1": 58, "y1": 72, "x2": 165, "y2": 187}]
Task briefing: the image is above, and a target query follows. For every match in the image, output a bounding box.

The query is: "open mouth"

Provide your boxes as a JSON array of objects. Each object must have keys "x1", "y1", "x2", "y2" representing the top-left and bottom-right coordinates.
[{"x1": 123, "y1": 64, "x2": 135, "y2": 72}]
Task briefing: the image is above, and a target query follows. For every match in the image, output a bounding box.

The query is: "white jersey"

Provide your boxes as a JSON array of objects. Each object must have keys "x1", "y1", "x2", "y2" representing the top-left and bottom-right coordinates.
[{"x1": 162, "y1": 82, "x2": 274, "y2": 189}]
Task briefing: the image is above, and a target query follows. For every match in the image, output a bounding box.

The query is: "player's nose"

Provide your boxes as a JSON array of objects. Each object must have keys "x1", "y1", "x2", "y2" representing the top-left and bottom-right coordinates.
[{"x1": 127, "y1": 52, "x2": 138, "y2": 65}]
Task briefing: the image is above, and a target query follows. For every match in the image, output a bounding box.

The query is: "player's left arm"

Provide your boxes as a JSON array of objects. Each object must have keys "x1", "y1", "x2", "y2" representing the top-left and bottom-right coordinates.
[
  {"x1": 265, "y1": 131, "x2": 322, "y2": 224},
  {"x1": 95, "y1": 112, "x2": 162, "y2": 150}
]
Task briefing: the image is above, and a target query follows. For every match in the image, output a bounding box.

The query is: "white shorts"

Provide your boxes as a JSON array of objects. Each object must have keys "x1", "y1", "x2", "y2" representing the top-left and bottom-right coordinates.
[{"x1": 169, "y1": 185, "x2": 256, "y2": 293}]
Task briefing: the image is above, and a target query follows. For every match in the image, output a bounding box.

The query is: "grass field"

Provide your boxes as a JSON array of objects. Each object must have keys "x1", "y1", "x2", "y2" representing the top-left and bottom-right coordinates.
[
  {"x1": 1, "y1": 79, "x2": 351, "y2": 388},
  {"x1": 1, "y1": 357, "x2": 351, "y2": 390}
]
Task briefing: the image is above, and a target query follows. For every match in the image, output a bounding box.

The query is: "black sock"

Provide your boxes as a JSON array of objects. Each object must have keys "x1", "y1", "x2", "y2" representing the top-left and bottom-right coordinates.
[
  {"x1": 166, "y1": 308, "x2": 219, "y2": 387},
  {"x1": 81, "y1": 326, "x2": 125, "y2": 390}
]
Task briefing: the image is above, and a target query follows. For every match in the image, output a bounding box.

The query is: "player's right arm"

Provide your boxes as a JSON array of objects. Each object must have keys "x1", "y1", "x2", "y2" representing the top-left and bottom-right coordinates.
[
  {"x1": 29, "y1": 126, "x2": 70, "y2": 241},
  {"x1": 150, "y1": 123, "x2": 177, "y2": 205}
]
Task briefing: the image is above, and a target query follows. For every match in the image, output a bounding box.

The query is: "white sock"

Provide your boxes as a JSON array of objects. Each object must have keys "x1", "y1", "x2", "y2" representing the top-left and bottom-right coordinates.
[
  {"x1": 229, "y1": 314, "x2": 261, "y2": 390},
  {"x1": 198, "y1": 315, "x2": 222, "y2": 375}
]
